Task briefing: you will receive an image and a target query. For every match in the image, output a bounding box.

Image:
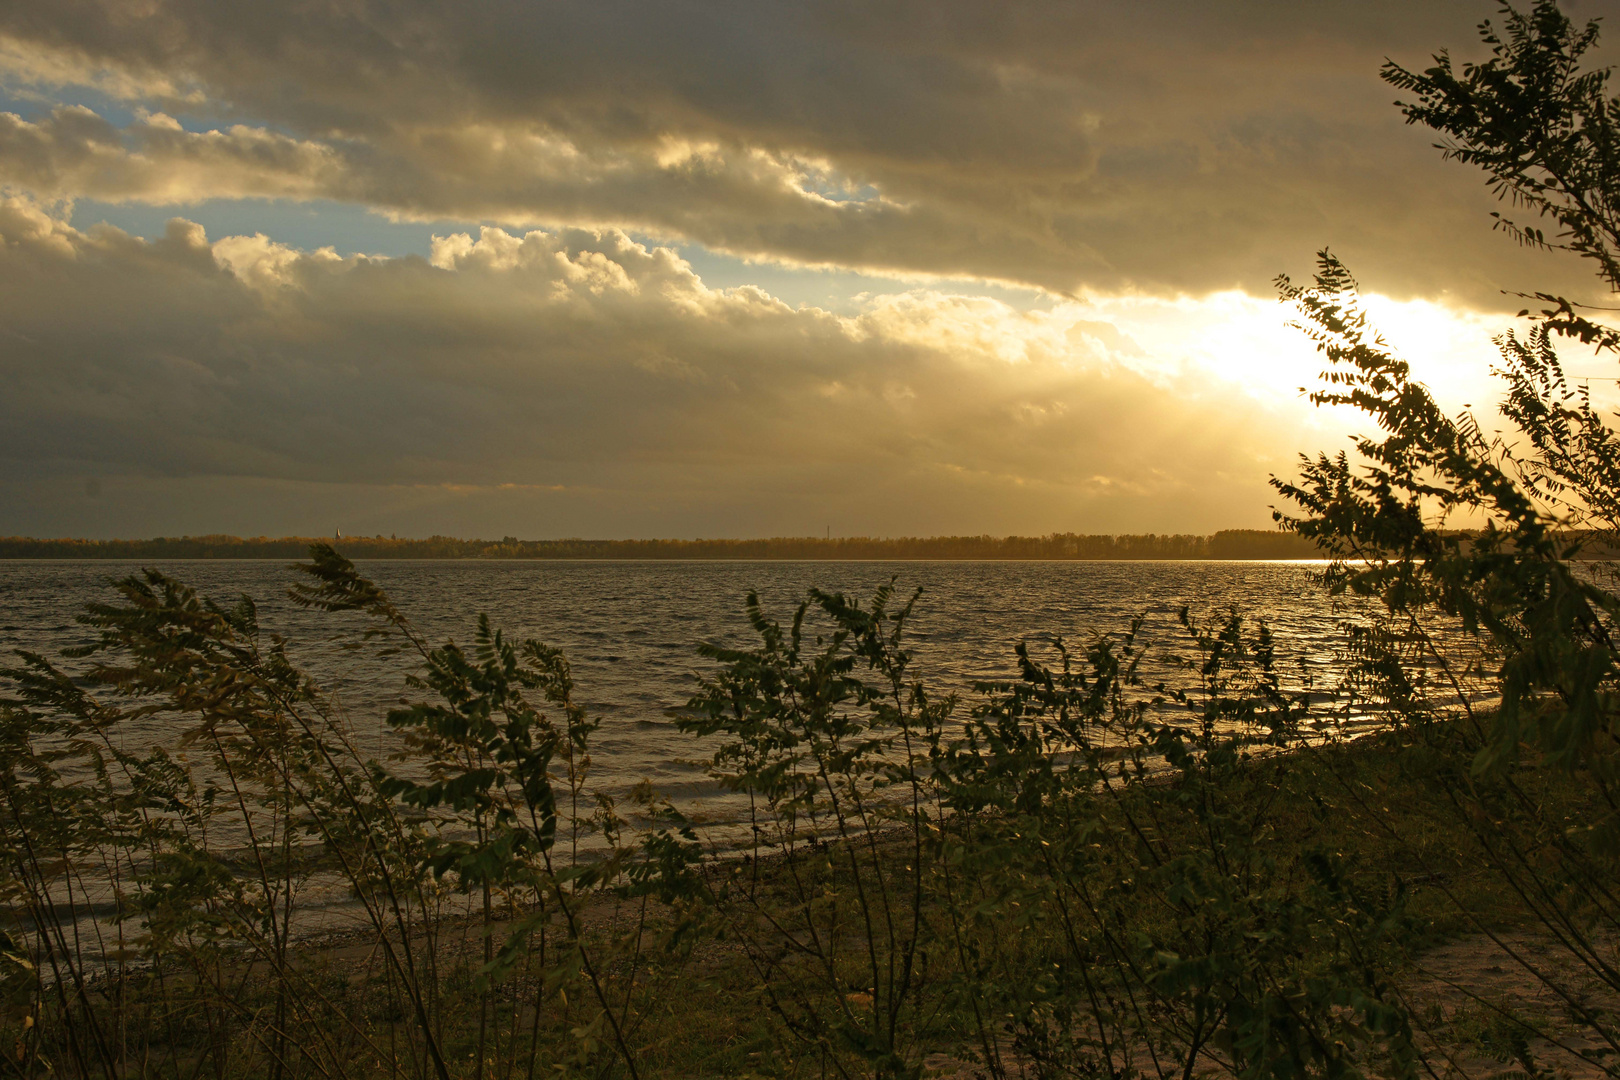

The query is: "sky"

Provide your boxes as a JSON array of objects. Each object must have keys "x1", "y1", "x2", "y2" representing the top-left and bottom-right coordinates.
[{"x1": 0, "y1": 0, "x2": 1616, "y2": 541}]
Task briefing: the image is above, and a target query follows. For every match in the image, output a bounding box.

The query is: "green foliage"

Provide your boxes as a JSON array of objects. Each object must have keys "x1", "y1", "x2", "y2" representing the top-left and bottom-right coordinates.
[
  {"x1": 1384, "y1": 1, "x2": 1620, "y2": 333},
  {"x1": 678, "y1": 583, "x2": 950, "y2": 1079},
  {"x1": 0, "y1": 549, "x2": 709, "y2": 1080},
  {"x1": 939, "y1": 611, "x2": 1415, "y2": 1080},
  {"x1": 2, "y1": 547, "x2": 1436, "y2": 1080},
  {"x1": 1267, "y1": 3, "x2": 1620, "y2": 1074},
  {"x1": 674, "y1": 585, "x2": 1417, "y2": 1080}
]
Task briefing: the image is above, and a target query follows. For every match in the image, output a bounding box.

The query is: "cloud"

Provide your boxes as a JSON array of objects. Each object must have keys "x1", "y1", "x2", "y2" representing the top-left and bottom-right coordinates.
[
  {"x1": 0, "y1": 0, "x2": 1608, "y2": 303},
  {"x1": 0, "y1": 106, "x2": 344, "y2": 203},
  {"x1": 0, "y1": 196, "x2": 1359, "y2": 538}
]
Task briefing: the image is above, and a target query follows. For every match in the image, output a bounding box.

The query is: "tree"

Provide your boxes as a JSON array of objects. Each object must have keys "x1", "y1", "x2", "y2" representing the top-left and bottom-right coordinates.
[
  {"x1": 1275, "y1": 3, "x2": 1620, "y2": 1069},
  {"x1": 1277, "y1": 0, "x2": 1620, "y2": 770}
]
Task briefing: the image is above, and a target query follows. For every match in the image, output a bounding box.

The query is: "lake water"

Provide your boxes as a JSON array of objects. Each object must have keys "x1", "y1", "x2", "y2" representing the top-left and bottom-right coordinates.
[
  {"x1": 0, "y1": 558, "x2": 1387, "y2": 826},
  {"x1": 7, "y1": 558, "x2": 1454, "y2": 943}
]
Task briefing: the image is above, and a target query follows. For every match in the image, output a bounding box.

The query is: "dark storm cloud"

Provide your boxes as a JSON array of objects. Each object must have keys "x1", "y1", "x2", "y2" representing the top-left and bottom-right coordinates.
[
  {"x1": 0, "y1": 198, "x2": 1335, "y2": 537},
  {"x1": 0, "y1": 0, "x2": 1607, "y2": 304},
  {"x1": 0, "y1": 1, "x2": 1597, "y2": 539}
]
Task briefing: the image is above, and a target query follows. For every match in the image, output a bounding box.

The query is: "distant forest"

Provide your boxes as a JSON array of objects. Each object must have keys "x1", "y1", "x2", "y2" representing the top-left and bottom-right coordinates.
[{"x1": 0, "y1": 530, "x2": 1328, "y2": 560}]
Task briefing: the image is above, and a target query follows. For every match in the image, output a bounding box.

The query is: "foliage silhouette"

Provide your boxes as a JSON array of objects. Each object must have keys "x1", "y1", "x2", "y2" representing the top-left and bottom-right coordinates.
[{"x1": 1268, "y1": 2, "x2": 1620, "y2": 1073}]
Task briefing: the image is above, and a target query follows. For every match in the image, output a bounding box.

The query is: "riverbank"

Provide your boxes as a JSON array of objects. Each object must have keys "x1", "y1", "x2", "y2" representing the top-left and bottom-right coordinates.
[{"x1": 19, "y1": 717, "x2": 1606, "y2": 1080}]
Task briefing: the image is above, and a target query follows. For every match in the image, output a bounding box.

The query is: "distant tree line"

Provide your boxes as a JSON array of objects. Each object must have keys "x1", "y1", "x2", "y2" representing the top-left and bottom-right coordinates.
[{"x1": 0, "y1": 530, "x2": 1328, "y2": 561}]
